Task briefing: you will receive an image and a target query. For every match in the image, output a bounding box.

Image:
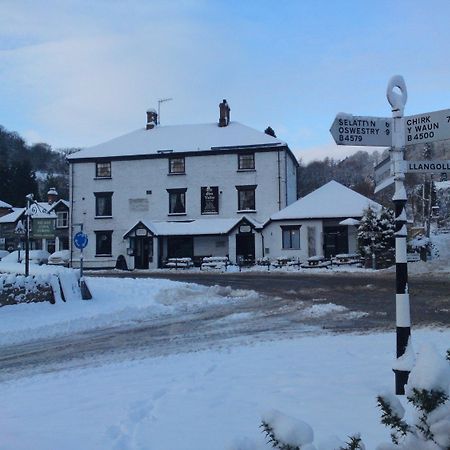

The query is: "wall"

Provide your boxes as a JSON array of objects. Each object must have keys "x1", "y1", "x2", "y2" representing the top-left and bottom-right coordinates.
[
  {"x1": 71, "y1": 148, "x2": 296, "y2": 268},
  {"x1": 262, "y1": 219, "x2": 323, "y2": 261}
]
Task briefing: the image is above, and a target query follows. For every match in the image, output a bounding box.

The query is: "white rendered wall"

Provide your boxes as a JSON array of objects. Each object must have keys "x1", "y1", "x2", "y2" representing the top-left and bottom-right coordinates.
[
  {"x1": 262, "y1": 219, "x2": 323, "y2": 261},
  {"x1": 71, "y1": 148, "x2": 296, "y2": 268}
]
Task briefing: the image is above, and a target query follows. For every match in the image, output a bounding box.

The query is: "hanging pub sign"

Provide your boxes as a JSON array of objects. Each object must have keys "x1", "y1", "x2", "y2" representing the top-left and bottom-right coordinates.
[
  {"x1": 32, "y1": 218, "x2": 55, "y2": 239},
  {"x1": 201, "y1": 186, "x2": 219, "y2": 214}
]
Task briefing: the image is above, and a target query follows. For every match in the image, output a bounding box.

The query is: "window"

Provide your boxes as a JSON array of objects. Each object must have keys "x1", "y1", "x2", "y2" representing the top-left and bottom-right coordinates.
[
  {"x1": 56, "y1": 211, "x2": 68, "y2": 228},
  {"x1": 238, "y1": 153, "x2": 255, "y2": 170},
  {"x1": 169, "y1": 157, "x2": 185, "y2": 174},
  {"x1": 167, "y1": 188, "x2": 187, "y2": 214},
  {"x1": 282, "y1": 226, "x2": 301, "y2": 249},
  {"x1": 95, "y1": 230, "x2": 113, "y2": 256},
  {"x1": 96, "y1": 161, "x2": 111, "y2": 178},
  {"x1": 236, "y1": 185, "x2": 256, "y2": 211},
  {"x1": 95, "y1": 192, "x2": 113, "y2": 217},
  {"x1": 201, "y1": 186, "x2": 219, "y2": 215}
]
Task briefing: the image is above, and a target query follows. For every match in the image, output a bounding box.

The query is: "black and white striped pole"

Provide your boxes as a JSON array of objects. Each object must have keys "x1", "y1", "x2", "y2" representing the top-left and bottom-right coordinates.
[{"x1": 387, "y1": 76, "x2": 411, "y2": 395}]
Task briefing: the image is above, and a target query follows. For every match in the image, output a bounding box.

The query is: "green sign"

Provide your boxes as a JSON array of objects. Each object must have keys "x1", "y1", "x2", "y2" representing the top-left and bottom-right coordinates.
[{"x1": 32, "y1": 218, "x2": 55, "y2": 238}]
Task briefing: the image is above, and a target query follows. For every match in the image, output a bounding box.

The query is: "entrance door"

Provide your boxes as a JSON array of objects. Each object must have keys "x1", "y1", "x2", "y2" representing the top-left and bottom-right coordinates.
[
  {"x1": 323, "y1": 226, "x2": 348, "y2": 258},
  {"x1": 236, "y1": 234, "x2": 255, "y2": 264},
  {"x1": 135, "y1": 237, "x2": 152, "y2": 269}
]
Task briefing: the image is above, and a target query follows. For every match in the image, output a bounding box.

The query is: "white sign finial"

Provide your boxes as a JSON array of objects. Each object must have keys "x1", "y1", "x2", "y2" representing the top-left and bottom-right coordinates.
[{"x1": 387, "y1": 75, "x2": 407, "y2": 117}]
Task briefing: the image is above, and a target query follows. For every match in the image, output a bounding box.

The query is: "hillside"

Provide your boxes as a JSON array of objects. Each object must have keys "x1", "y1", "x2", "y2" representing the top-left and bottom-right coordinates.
[{"x1": 0, "y1": 125, "x2": 77, "y2": 206}]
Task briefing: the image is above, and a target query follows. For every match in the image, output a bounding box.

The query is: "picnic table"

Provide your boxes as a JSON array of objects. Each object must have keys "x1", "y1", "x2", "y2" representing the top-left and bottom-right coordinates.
[
  {"x1": 301, "y1": 256, "x2": 331, "y2": 269},
  {"x1": 201, "y1": 256, "x2": 229, "y2": 270},
  {"x1": 164, "y1": 257, "x2": 194, "y2": 269},
  {"x1": 332, "y1": 253, "x2": 362, "y2": 266}
]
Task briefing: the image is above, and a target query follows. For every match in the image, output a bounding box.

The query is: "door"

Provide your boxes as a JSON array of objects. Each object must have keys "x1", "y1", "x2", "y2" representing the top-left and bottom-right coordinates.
[
  {"x1": 135, "y1": 237, "x2": 152, "y2": 269},
  {"x1": 236, "y1": 234, "x2": 255, "y2": 264},
  {"x1": 323, "y1": 226, "x2": 348, "y2": 258}
]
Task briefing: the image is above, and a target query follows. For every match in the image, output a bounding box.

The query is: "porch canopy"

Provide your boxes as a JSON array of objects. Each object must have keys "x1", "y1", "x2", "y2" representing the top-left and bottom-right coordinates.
[{"x1": 123, "y1": 217, "x2": 262, "y2": 239}]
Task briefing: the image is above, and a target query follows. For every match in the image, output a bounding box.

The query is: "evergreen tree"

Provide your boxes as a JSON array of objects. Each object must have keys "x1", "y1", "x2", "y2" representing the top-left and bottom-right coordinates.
[{"x1": 357, "y1": 206, "x2": 395, "y2": 268}]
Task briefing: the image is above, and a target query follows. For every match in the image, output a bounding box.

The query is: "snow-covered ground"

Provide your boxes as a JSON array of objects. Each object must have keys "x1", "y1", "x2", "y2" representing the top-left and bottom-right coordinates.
[
  {"x1": 0, "y1": 277, "x2": 259, "y2": 347},
  {"x1": 1, "y1": 232, "x2": 449, "y2": 449},
  {"x1": 0, "y1": 328, "x2": 448, "y2": 450}
]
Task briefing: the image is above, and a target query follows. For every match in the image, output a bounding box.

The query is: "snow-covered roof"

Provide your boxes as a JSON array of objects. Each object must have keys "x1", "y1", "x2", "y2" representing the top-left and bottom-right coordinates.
[
  {"x1": 270, "y1": 180, "x2": 381, "y2": 221},
  {"x1": 68, "y1": 122, "x2": 285, "y2": 160},
  {"x1": 123, "y1": 217, "x2": 262, "y2": 238},
  {"x1": 0, "y1": 200, "x2": 12, "y2": 209},
  {"x1": 48, "y1": 199, "x2": 70, "y2": 211},
  {"x1": 0, "y1": 208, "x2": 24, "y2": 224},
  {"x1": 435, "y1": 180, "x2": 450, "y2": 191}
]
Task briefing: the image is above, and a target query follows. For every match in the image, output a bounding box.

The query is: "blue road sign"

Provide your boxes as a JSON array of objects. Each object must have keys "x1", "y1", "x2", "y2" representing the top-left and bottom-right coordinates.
[{"x1": 74, "y1": 232, "x2": 88, "y2": 249}]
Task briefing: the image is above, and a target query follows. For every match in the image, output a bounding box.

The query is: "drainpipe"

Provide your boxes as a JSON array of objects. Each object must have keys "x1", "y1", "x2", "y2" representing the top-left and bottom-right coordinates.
[
  {"x1": 69, "y1": 162, "x2": 74, "y2": 268},
  {"x1": 277, "y1": 150, "x2": 281, "y2": 210},
  {"x1": 284, "y1": 151, "x2": 288, "y2": 207}
]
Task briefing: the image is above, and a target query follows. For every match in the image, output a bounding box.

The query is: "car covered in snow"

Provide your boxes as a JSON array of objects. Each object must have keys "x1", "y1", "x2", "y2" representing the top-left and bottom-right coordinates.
[
  {"x1": 1, "y1": 249, "x2": 50, "y2": 265},
  {"x1": 48, "y1": 250, "x2": 71, "y2": 267}
]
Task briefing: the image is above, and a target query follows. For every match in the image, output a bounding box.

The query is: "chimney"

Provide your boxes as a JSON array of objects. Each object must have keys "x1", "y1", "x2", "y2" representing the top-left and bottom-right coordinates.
[
  {"x1": 218, "y1": 99, "x2": 230, "y2": 127},
  {"x1": 146, "y1": 108, "x2": 158, "y2": 130},
  {"x1": 47, "y1": 187, "x2": 59, "y2": 205}
]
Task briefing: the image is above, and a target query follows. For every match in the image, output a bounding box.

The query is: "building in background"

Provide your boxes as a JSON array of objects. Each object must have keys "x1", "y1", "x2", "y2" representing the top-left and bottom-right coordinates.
[
  {"x1": 262, "y1": 181, "x2": 382, "y2": 260},
  {"x1": 68, "y1": 101, "x2": 299, "y2": 269},
  {"x1": 0, "y1": 189, "x2": 70, "y2": 254}
]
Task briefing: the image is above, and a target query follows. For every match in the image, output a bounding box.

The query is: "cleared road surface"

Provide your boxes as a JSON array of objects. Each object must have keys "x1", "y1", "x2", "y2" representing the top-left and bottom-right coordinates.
[{"x1": 1, "y1": 271, "x2": 448, "y2": 380}]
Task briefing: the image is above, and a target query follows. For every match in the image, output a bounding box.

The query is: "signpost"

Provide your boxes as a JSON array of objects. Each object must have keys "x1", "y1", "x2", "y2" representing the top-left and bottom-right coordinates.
[
  {"x1": 405, "y1": 109, "x2": 450, "y2": 145},
  {"x1": 73, "y1": 228, "x2": 92, "y2": 300},
  {"x1": 330, "y1": 114, "x2": 392, "y2": 147},
  {"x1": 405, "y1": 160, "x2": 450, "y2": 173},
  {"x1": 330, "y1": 75, "x2": 450, "y2": 395}
]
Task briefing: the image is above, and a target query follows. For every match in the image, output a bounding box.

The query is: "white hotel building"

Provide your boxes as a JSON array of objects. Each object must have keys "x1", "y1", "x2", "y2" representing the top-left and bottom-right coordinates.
[{"x1": 68, "y1": 103, "x2": 299, "y2": 269}]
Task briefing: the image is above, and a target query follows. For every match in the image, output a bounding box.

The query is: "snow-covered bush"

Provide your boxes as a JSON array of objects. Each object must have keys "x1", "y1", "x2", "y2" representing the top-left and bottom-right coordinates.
[
  {"x1": 375, "y1": 344, "x2": 450, "y2": 450},
  {"x1": 257, "y1": 345, "x2": 449, "y2": 450},
  {"x1": 358, "y1": 206, "x2": 395, "y2": 269}
]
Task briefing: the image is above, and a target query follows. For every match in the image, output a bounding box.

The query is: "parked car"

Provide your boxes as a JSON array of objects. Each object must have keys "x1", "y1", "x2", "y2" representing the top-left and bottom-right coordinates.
[
  {"x1": 0, "y1": 249, "x2": 50, "y2": 265},
  {"x1": 0, "y1": 250, "x2": 10, "y2": 260},
  {"x1": 48, "y1": 250, "x2": 70, "y2": 267}
]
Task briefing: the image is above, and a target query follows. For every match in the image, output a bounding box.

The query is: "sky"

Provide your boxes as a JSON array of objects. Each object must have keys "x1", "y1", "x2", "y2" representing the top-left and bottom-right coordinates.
[{"x1": 1, "y1": 0, "x2": 450, "y2": 163}]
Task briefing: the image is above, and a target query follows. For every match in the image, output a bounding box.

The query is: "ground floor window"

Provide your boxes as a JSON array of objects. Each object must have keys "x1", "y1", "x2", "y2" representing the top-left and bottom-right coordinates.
[
  {"x1": 281, "y1": 226, "x2": 301, "y2": 249},
  {"x1": 95, "y1": 230, "x2": 113, "y2": 256}
]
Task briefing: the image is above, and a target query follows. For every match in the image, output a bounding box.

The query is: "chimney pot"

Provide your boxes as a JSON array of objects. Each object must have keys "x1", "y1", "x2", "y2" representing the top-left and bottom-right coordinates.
[
  {"x1": 218, "y1": 99, "x2": 230, "y2": 127},
  {"x1": 146, "y1": 109, "x2": 158, "y2": 130},
  {"x1": 47, "y1": 187, "x2": 59, "y2": 205}
]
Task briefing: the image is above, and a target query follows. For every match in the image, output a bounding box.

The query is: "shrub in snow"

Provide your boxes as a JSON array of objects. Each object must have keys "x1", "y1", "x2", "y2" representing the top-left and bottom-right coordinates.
[
  {"x1": 258, "y1": 345, "x2": 449, "y2": 450},
  {"x1": 376, "y1": 344, "x2": 450, "y2": 450},
  {"x1": 357, "y1": 206, "x2": 395, "y2": 269}
]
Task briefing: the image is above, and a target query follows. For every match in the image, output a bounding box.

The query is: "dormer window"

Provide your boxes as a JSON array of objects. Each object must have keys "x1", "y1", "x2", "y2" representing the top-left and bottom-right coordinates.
[
  {"x1": 169, "y1": 157, "x2": 185, "y2": 174},
  {"x1": 96, "y1": 161, "x2": 111, "y2": 178}
]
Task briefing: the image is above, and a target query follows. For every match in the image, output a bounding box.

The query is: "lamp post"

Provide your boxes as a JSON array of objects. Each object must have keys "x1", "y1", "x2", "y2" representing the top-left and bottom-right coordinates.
[{"x1": 24, "y1": 194, "x2": 34, "y2": 277}]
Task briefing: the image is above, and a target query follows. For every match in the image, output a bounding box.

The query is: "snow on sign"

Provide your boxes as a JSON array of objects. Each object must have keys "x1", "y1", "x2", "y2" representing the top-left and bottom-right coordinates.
[
  {"x1": 405, "y1": 109, "x2": 450, "y2": 144},
  {"x1": 330, "y1": 114, "x2": 392, "y2": 147},
  {"x1": 406, "y1": 160, "x2": 450, "y2": 173}
]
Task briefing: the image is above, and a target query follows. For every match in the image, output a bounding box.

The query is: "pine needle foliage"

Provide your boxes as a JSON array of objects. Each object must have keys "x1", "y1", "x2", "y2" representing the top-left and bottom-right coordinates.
[
  {"x1": 260, "y1": 421, "x2": 300, "y2": 450},
  {"x1": 376, "y1": 396, "x2": 410, "y2": 444},
  {"x1": 339, "y1": 434, "x2": 365, "y2": 450}
]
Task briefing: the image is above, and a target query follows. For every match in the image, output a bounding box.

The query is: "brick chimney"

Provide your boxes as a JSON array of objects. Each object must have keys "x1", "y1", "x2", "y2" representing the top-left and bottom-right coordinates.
[
  {"x1": 218, "y1": 99, "x2": 230, "y2": 127},
  {"x1": 47, "y1": 187, "x2": 58, "y2": 205},
  {"x1": 146, "y1": 108, "x2": 158, "y2": 130}
]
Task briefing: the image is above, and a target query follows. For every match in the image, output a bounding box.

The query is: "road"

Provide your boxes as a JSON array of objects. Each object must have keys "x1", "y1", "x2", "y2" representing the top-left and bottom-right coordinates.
[{"x1": 0, "y1": 270, "x2": 448, "y2": 380}]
